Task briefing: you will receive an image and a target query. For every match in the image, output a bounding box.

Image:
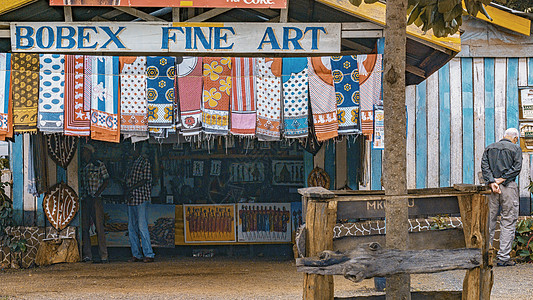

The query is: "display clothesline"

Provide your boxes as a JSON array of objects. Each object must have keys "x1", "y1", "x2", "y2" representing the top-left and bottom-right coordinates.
[{"x1": 0, "y1": 53, "x2": 384, "y2": 144}]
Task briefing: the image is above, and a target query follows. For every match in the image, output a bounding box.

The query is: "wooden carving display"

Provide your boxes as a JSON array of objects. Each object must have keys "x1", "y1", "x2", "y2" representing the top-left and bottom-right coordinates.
[
  {"x1": 307, "y1": 167, "x2": 330, "y2": 189},
  {"x1": 47, "y1": 134, "x2": 78, "y2": 169},
  {"x1": 43, "y1": 182, "x2": 79, "y2": 231}
]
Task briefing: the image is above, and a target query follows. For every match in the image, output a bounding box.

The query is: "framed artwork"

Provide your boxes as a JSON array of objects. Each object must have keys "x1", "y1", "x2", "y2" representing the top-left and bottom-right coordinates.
[
  {"x1": 193, "y1": 161, "x2": 204, "y2": 177},
  {"x1": 102, "y1": 203, "x2": 175, "y2": 248},
  {"x1": 271, "y1": 160, "x2": 305, "y2": 186},
  {"x1": 183, "y1": 204, "x2": 236, "y2": 243},
  {"x1": 519, "y1": 87, "x2": 533, "y2": 119},
  {"x1": 519, "y1": 122, "x2": 533, "y2": 152},
  {"x1": 210, "y1": 160, "x2": 222, "y2": 176},
  {"x1": 229, "y1": 162, "x2": 265, "y2": 183},
  {"x1": 237, "y1": 203, "x2": 291, "y2": 242}
]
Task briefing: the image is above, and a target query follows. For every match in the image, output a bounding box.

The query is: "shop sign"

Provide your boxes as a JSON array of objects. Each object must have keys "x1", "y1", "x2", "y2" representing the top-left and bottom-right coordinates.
[
  {"x1": 49, "y1": 0, "x2": 287, "y2": 9},
  {"x1": 11, "y1": 22, "x2": 341, "y2": 54}
]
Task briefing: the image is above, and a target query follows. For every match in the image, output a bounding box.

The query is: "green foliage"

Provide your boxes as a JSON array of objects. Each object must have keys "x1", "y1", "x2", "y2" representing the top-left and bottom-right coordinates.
[
  {"x1": 348, "y1": 0, "x2": 492, "y2": 38},
  {"x1": 493, "y1": 0, "x2": 533, "y2": 12},
  {"x1": 512, "y1": 218, "x2": 533, "y2": 262},
  {"x1": 0, "y1": 181, "x2": 27, "y2": 255},
  {"x1": 430, "y1": 214, "x2": 452, "y2": 230}
]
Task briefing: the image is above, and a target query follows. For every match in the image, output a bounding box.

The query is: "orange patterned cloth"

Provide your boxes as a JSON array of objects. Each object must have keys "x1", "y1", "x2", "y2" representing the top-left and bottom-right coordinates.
[
  {"x1": 64, "y1": 55, "x2": 90, "y2": 136},
  {"x1": 308, "y1": 57, "x2": 338, "y2": 141},
  {"x1": 202, "y1": 57, "x2": 232, "y2": 135},
  {"x1": 11, "y1": 53, "x2": 39, "y2": 133}
]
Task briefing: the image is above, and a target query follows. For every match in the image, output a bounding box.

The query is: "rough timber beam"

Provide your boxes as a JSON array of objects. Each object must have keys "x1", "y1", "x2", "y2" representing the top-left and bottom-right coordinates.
[
  {"x1": 113, "y1": 6, "x2": 166, "y2": 22},
  {"x1": 185, "y1": 8, "x2": 232, "y2": 22}
]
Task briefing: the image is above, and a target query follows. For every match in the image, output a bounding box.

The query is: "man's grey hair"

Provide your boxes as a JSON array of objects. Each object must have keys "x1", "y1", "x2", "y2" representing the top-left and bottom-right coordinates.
[{"x1": 504, "y1": 128, "x2": 519, "y2": 139}]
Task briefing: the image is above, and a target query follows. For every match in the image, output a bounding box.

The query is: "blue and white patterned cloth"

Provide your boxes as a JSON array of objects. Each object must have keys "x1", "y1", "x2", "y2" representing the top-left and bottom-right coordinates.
[
  {"x1": 38, "y1": 54, "x2": 65, "y2": 133},
  {"x1": 282, "y1": 57, "x2": 309, "y2": 138},
  {"x1": 331, "y1": 55, "x2": 361, "y2": 135}
]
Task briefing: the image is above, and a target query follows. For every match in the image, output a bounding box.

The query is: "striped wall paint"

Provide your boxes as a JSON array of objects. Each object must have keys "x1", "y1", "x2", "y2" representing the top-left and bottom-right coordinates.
[{"x1": 357, "y1": 57, "x2": 532, "y2": 214}]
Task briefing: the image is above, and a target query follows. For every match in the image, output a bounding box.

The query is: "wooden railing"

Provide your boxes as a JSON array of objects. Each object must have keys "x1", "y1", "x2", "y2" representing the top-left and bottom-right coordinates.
[{"x1": 296, "y1": 185, "x2": 493, "y2": 300}]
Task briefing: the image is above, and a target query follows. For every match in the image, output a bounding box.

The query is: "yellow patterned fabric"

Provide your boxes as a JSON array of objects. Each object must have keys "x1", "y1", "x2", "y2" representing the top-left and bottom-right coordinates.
[{"x1": 11, "y1": 53, "x2": 39, "y2": 133}]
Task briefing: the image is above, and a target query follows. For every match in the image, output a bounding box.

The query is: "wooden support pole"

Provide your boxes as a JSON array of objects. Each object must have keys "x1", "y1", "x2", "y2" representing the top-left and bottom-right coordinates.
[
  {"x1": 300, "y1": 187, "x2": 336, "y2": 300},
  {"x1": 280, "y1": 0, "x2": 289, "y2": 23},
  {"x1": 172, "y1": 8, "x2": 180, "y2": 22},
  {"x1": 459, "y1": 194, "x2": 493, "y2": 300},
  {"x1": 383, "y1": 0, "x2": 409, "y2": 299}
]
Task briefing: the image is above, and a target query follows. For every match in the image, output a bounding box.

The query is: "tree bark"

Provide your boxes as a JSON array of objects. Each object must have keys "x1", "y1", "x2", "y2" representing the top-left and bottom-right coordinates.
[{"x1": 383, "y1": 0, "x2": 409, "y2": 299}]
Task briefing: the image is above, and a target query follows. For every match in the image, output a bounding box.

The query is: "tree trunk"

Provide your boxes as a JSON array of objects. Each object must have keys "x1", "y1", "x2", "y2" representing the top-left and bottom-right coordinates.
[{"x1": 383, "y1": 0, "x2": 409, "y2": 299}]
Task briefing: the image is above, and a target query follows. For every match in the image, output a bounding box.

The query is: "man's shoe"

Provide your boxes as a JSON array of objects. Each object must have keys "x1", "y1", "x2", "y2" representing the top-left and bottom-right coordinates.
[
  {"x1": 496, "y1": 259, "x2": 516, "y2": 266},
  {"x1": 100, "y1": 259, "x2": 110, "y2": 264},
  {"x1": 82, "y1": 256, "x2": 93, "y2": 263},
  {"x1": 143, "y1": 257, "x2": 154, "y2": 263},
  {"x1": 128, "y1": 257, "x2": 143, "y2": 262}
]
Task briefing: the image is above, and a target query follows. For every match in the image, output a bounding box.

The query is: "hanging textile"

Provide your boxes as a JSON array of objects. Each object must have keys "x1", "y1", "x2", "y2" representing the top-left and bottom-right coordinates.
[
  {"x1": 32, "y1": 132, "x2": 49, "y2": 195},
  {"x1": 120, "y1": 56, "x2": 148, "y2": 140},
  {"x1": 282, "y1": 57, "x2": 308, "y2": 139},
  {"x1": 86, "y1": 56, "x2": 121, "y2": 143},
  {"x1": 27, "y1": 136, "x2": 38, "y2": 196},
  {"x1": 230, "y1": 57, "x2": 256, "y2": 136},
  {"x1": 202, "y1": 57, "x2": 232, "y2": 135},
  {"x1": 256, "y1": 57, "x2": 282, "y2": 141},
  {"x1": 64, "y1": 55, "x2": 90, "y2": 136},
  {"x1": 38, "y1": 54, "x2": 65, "y2": 133},
  {"x1": 357, "y1": 54, "x2": 382, "y2": 136},
  {"x1": 146, "y1": 56, "x2": 175, "y2": 133},
  {"x1": 12, "y1": 53, "x2": 39, "y2": 133},
  {"x1": 331, "y1": 55, "x2": 361, "y2": 135},
  {"x1": 308, "y1": 57, "x2": 338, "y2": 142},
  {"x1": 177, "y1": 56, "x2": 203, "y2": 137},
  {"x1": 0, "y1": 53, "x2": 12, "y2": 141}
]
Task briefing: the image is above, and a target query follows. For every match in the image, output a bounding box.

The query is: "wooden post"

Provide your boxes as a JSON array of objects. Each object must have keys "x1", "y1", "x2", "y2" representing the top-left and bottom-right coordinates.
[
  {"x1": 459, "y1": 194, "x2": 493, "y2": 300},
  {"x1": 299, "y1": 187, "x2": 336, "y2": 300},
  {"x1": 383, "y1": 0, "x2": 409, "y2": 298}
]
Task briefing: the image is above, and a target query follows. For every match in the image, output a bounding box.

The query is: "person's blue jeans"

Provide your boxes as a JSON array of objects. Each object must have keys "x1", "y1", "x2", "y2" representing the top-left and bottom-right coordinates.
[{"x1": 128, "y1": 202, "x2": 155, "y2": 259}]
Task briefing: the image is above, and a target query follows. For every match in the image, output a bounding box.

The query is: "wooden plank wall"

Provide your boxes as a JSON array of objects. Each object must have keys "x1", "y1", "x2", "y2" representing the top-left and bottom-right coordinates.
[
  {"x1": 326, "y1": 57, "x2": 532, "y2": 214},
  {"x1": 10, "y1": 135, "x2": 80, "y2": 226}
]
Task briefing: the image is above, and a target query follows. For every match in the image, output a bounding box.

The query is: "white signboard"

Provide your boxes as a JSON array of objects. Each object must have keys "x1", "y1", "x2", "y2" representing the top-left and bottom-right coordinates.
[
  {"x1": 520, "y1": 88, "x2": 533, "y2": 119},
  {"x1": 11, "y1": 22, "x2": 341, "y2": 54}
]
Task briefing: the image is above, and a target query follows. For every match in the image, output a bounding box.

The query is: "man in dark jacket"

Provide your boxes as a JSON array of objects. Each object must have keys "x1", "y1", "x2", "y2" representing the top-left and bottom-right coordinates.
[{"x1": 481, "y1": 128, "x2": 522, "y2": 267}]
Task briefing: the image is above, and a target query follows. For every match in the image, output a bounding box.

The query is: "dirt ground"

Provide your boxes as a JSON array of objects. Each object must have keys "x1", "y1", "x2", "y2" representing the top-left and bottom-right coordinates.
[{"x1": 1, "y1": 257, "x2": 532, "y2": 299}]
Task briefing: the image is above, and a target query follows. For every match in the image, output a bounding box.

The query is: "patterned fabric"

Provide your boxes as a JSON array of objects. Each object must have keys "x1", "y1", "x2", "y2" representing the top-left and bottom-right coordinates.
[
  {"x1": 331, "y1": 55, "x2": 361, "y2": 135},
  {"x1": 357, "y1": 54, "x2": 382, "y2": 136},
  {"x1": 256, "y1": 58, "x2": 282, "y2": 141},
  {"x1": 64, "y1": 55, "x2": 90, "y2": 136},
  {"x1": 120, "y1": 57, "x2": 148, "y2": 138},
  {"x1": 12, "y1": 53, "x2": 39, "y2": 133},
  {"x1": 0, "y1": 53, "x2": 12, "y2": 141},
  {"x1": 146, "y1": 56, "x2": 175, "y2": 130},
  {"x1": 202, "y1": 57, "x2": 232, "y2": 135},
  {"x1": 357, "y1": 54, "x2": 382, "y2": 109},
  {"x1": 308, "y1": 57, "x2": 338, "y2": 142},
  {"x1": 230, "y1": 57, "x2": 256, "y2": 136},
  {"x1": 177, "y1": 57, "x2": 203, "y2": 136},
  {"x1": 80, "y1": 160, "x2": 109, "y2": 198},
  {"x1": 38, "y1": 54, "x2": 65, "y2": 133},
  {"x1": 87, "y1": 56, "x2": 121, "y2": 143},
  {"x1": 282, "y1": 57, "x2": 308, "y2": 139},
  {"x1": 126, "y1": 155, "x2": 152, "y2": 205}
]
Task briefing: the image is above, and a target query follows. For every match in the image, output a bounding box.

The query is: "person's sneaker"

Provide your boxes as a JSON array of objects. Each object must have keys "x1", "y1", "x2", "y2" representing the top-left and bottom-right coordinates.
[
  {"x1": 143, "y1": 257, "x2": 154, "y2": 263},
  {"x1": 128, "y1": 257, "x2": 143, "y2": 263},
  {"x1": 99, "y1": 259, "x2": 110, "y2": 264},
  {"x1": 82, "y1": 257, "x2": 92, "y2": 263},
  {"x1": 496, "y1": 259, "x2": 516, "y2": 266}
]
